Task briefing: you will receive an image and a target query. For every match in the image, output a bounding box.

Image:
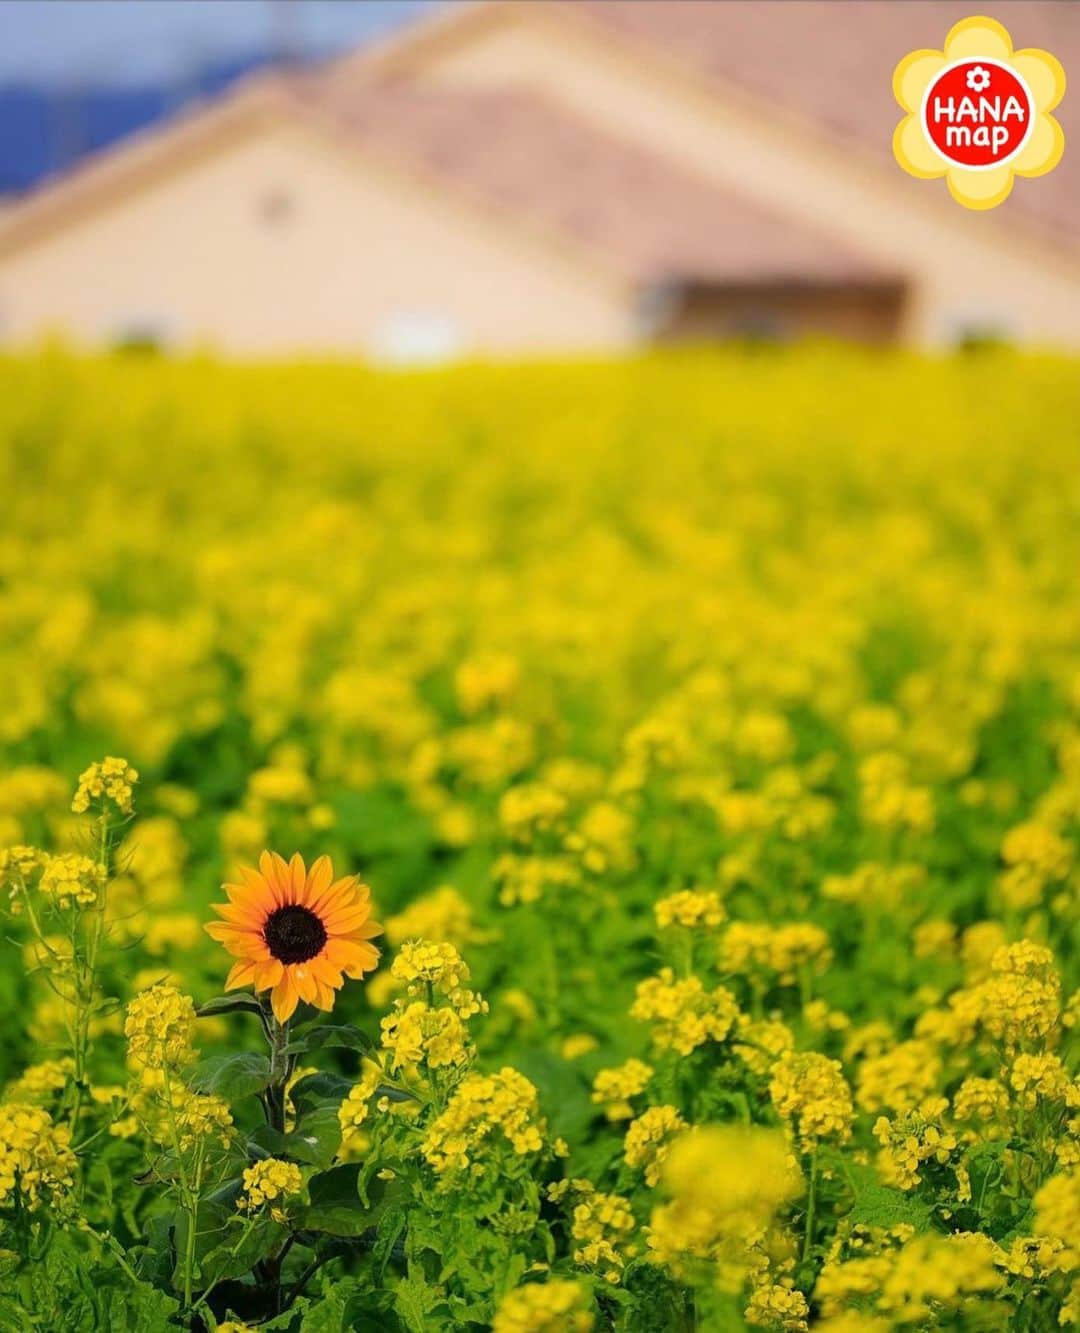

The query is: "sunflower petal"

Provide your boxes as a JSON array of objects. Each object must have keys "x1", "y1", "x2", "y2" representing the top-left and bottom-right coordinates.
[
  {"x1": 213, "y1": 900, "x2": 265, "y2": 926},
  {"x1": 271, "y1": 970, "x2": 299, "y2": 1023},
  {"x1": 324, "y1": 906, "x2": 374, "y2": 933},
  {"x1": 254, "y1": 958, "x2": 284, "y2": 989},
  {"x1": 225, "y1": 959, "x2": 259, "y2": 990},
  {"x1": 311, "y1": 955, "x2": 344, "y2": 988},
  {"x1": 288, "y1": 853, "x2": 307, "y2": 905},
  {"x1": 292, "y1": 965, "x2": 318, "y2": 1005},
  {"x1": 342, "y1": 943, "x2": 380, "y2": 979}
]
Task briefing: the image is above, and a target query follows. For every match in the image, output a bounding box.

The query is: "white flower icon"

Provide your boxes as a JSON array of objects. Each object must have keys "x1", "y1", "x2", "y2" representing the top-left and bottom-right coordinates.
[{"x1": 966, "y1": 65, "x2": 991, "y2": 92}]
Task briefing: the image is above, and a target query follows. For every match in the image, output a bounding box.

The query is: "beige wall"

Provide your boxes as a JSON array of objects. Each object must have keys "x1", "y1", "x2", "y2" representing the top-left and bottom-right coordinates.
[
  {"x1": 0, "y1": 122, "x2": 631, "y2": 359},
  {"x1": 383, "y1": 9, "x2": 1080, "y2": 349}
]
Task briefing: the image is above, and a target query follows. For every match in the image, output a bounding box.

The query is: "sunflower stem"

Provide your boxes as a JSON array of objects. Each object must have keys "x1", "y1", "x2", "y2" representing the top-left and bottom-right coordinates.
[{"x1": 265, "y1": 1007, "x2": 290, "y2": 1135}]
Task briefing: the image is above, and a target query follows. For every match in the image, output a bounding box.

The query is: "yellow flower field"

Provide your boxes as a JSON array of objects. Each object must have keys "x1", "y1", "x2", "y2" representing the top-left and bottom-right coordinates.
[{"x1": 0, "y1": 347, "x2": 1077, "y2": 1330}]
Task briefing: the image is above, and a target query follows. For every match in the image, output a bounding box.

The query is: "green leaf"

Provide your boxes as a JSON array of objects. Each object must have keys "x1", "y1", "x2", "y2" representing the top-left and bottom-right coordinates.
[
  {"x1": 511, "y1": 1048, "x2": 592, "y2": 1144},
  {"x1": 248, "y1": 1111, "x2": 342, "y2": 1169},
  {"x1": 289, "y1": 1072, "x2": 353, "y2": 1116},
  {"x1": 298, "y1": 1163, "x2": 368, "y2": 1238},
  {"x1": 834, "y1": 1154, "x2": 934, "y2": 1232},
  {"x1": 171, "y1": 1200, "x2": 233, "y2": 1290},
  {"x1": 248, "y1": 1124, "x2": 292, "y2": 1158},
  {"x1": 284, "y1": 1024, "x2": 372, "y2": 1057},
  {"x1": 288, "y1": 1105, "x2": 343, "y2": 1168},
  {"x1": 394, "y1": 1272, "x2": 448, "y2": 1333},
  {"x1": 196, "y1": 993, "x2": 265, "y2": 1018},
  {"x1": 298, "y1": 1280, "x2": 366, "y2": 1333},
  {"x1": 190, "y1": 1051, "x2": 272, "y2": 1102},
  {"x1": 372, "y1": 1204, "x2": 407, "y2": 1280},
  {"x1": 202, "y1": 1216, "x2": 285, "y2": 1284}
]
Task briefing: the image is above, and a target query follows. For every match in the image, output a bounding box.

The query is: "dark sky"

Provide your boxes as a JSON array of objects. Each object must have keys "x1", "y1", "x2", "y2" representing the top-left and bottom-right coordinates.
[{"x1": 0, "y1": 1, "x2": 437, "y2": 87}]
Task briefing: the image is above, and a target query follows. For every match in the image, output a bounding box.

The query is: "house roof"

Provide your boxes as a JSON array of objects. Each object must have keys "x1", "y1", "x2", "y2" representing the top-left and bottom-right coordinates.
[
  {"x1": 1, "y1": 0, "x2": 1070, "y2": 285},
  {"x1": 305, "y1": 81, "x2": 898, "y2": 289},
  {"x1": 562, "y1": 1, "x2": 1078, "y2": 248}
]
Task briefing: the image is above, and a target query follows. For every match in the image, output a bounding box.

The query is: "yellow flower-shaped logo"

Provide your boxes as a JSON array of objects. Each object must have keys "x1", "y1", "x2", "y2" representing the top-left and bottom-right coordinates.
[{"x1": 893, "y1": 15, "x2": 1065, "y2": 210}]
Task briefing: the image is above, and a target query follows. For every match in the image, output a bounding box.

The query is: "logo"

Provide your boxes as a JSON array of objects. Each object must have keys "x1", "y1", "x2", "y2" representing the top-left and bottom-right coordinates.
[{"x1": 893, "y1": 16, "x2": 1065, "y2": 209}]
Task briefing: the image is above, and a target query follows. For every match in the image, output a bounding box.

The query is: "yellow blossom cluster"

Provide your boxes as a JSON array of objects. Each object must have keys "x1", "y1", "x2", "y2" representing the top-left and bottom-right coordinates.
[
  {"x1": 631, "y1": 969, "x2": 739, "y2": 1055},
  {"x1": 873, "y1": 1098, "x2": 960, "y2": 1192},
  {"x1": 384, "y1": 886, "x2": 475, "y2": 949},
  {"x1": 997, "y1": 820, "x2": 1073, "y2": 911},
  {"x1": 38, "y1": 852, "x2": 106, "y2": 909},
  {"x1": 379, "y1": 937, "x2": 488, "y2": 1072},
  {"x1": 816, "y1": 1232, "x2": 1003, "y2": 1324},
  {"x1": 71, "y1": 756, "x2": 138, "y2": 816},
  {"x1": 734, "y1": 1016, "x2": 795, "y2": 1076},
  {"x1": 381, "y1": 1000, "x2": 471, "y2": 1073},
  {"x1": 623, "y1": 1104, "x2": 687, "y2": 1186},
  {"x1": 421, "y1": 1067, "x2": 546, "y2": 1174},
  {"x1": 855, "y1": 1039, "x2": 942, "y2": 1115},
  {"x1": 857, "y1": 752, "x2": 934, "y2": 833},
  {"x1": 952, "y1": 1075, "x2": 1010, "y2": 1129},
  {"x1": 239, "y1": 1157, "x2": 303, "y2": 1215},
  {"x1": 492, "y1": 1279, "x2": 593, "y2": 1333},
  {"x1": 647, "y1": 1127, "x2": 801, "y2": 1280},
  {"x1": 492, "y1": 853, "x2": 581, "y2": 908},
  {"x1": 498, "y1": 784, "x2": 568, "y2": 844},
  {"x1": 590, "y1": 1059, "x2": 654, "y2": 1122},
  {"x1": 0, "y1": 1102, "x2": 77, "y2": 1210},
  {"x1": 4, "y1": 1058, "x2": 75, "y2": 1104},
  {"x1": 821, "y1": 862, "x2": 926, "y2": 909},
  {"x1": 548, "y1": 1179, "x2": 638, "y2": 1284},
  {"x1": 719, "y1": 922, "x2": 832, "y2": 987},
  {"x1": 124, "y1": 983, "x2": 196, "y2": 1071},
  {"x1": 165, "y1": 1085, "x2": 234, "y2": 1153},
  {"x1": 337, "y1": 1062, "x2": 384, "y2": 1149},
  {"x1": 769, "y1": 1052, "x2": 853, "y2": 1148},
  {"x1": 654, "y1": 889, "x2": 725, "y2": 931},
  {"x1": 1034, "y1": 1170, "x2": 1080, "y2": 1257},
  {"x1": 391, "y1": 939, "x2": 484, "y2": 1015}
]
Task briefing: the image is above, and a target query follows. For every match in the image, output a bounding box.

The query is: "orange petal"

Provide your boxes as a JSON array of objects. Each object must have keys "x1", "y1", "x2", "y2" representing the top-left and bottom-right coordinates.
[
  {"x1": 288, "y1": 853, "x2": 307, "y2": 905},
  {"x1": 324, "y1": 938, "x2": 365, "y2": 967},
  {"x1": 308, "y1": 878, "x2": 356, "y2": 917},
  {"x1": 307, "y1": 855, "x2": 334, "y2": 897},
  {"x1": 324, "y1": 906, "x2": 372, "y2": 933},
  {"x1": 225, "y1": 959, "x2": 258, "y2": 990},
  {"x1": 350, "y1": 919, "x2": 383, "y2": 941},
  {"x1": 213, "y1": 900, "x2": 265, "y2": 926},
  {"x1": 205, "y1": 920, "x2": 254, "y2": 943},
  {"x1": 224, "y1": 880, "x2": 270, "y2": 910},
  {"x1": 271, "y1": 970, "x2": 299, "y2": 1023},
  {"x1": 311, "y1": 955, "x2": 344, "y2": 988},
  {"x1": 254, "y1": 957, "x2": 284, "y2": 989},
  {"x1": 312, "y1": 978, "x2": 337, "y2": 1011},
  {"x1": 343, "y1": 944, "x2": 380, "y2": 979},
  {"x1": 262, "y1": 853, "x2": 288, "y2": 907},
  {"x1": 292, "y1": 965, "x2": 318, "y2": 1005}
]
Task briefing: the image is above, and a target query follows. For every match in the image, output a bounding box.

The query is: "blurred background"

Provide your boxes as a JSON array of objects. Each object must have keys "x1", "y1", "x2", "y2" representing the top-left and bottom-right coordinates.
[{"x1": 0, "y1": 0, "x2": 1076, "y2": 361}]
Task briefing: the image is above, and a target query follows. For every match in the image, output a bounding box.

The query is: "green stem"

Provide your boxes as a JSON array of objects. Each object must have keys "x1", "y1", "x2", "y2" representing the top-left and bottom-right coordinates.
[
  {"x1": 265, "y1": 1007, "x2": 291, "y2": 1134},
  {"x1": 802, "y1": 1148, "x2": 818, "y2": 1264},
  {"x1": 189, "y1": 1213, "x2": 259, "y2": 1320},
  {"x1": 161, "y1": 1064, "x2": 197, "y2": 1311}
]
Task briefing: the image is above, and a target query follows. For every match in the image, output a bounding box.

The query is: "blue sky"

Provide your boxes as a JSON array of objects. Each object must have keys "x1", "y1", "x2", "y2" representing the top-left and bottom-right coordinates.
[{"x1": 0, "y1": 1, "x2": 438, "y2": 86}]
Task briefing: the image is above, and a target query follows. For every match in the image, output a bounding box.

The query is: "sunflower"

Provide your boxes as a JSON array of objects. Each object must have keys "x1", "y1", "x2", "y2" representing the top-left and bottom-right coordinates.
[{"x1": 206, "y1": 852, "x2": 381, "y2": 1023}]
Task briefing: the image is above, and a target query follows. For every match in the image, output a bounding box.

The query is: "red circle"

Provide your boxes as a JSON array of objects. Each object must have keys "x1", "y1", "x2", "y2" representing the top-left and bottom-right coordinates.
[{"x1": 921, "y1": 61, "x2": 1032, "y2": 167}]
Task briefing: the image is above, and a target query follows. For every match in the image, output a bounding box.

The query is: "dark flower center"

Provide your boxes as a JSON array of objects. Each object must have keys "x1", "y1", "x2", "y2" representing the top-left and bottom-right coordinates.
[{"x1": 264, "y1": 905, "x2": 327, "y2": 965}]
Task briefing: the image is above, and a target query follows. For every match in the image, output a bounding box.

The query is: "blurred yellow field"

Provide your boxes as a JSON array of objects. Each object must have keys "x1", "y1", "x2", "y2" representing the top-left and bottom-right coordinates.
[{"x1": 0, "y1": 348, "x2": 1077, "y2": 1330}]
